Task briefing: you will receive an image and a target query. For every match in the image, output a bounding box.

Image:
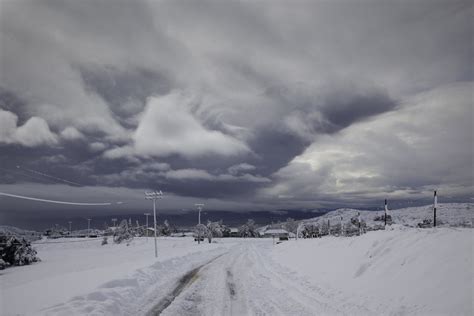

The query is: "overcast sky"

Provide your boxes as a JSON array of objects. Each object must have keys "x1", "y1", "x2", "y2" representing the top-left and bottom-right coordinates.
[{"x1": 0, "y1": 0, "x2": 472, "y2": 224}]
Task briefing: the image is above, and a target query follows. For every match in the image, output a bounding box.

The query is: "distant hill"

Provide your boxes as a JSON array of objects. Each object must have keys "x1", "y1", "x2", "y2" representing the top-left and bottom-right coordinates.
[{"x1": 300, "y1": 203, "x2": 472, "y2": 228}]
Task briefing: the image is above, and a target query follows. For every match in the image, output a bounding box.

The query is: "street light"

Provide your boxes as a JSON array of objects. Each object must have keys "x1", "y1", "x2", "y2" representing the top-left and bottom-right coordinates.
[
  {"x1": 145, "y1": 190, "x2": 163, "y2": 258},
  {"x1": 144, "y1": 213, "x2": 151, "y2": 242},
  {"x1": 195, "y1": 203, "x2": 205, "y2": 225}
]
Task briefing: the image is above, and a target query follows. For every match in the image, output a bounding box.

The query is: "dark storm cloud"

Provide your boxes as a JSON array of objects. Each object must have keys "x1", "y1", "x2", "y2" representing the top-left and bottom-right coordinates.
[
  {"x1": 320, "y1": 88, "x2": 397, "y2": 131},
  {"x1": 79, "y1": 65, "x2": 174, "y2": 128},
  {"x1": 0, "y1": 0, "x2": 472, "y2": 227}
]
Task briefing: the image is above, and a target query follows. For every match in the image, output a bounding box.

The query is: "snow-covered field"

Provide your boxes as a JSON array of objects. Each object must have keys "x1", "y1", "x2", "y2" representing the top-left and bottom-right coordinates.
[{"x1": 1, "y1": 225, "x2": 472, "y2": 316}]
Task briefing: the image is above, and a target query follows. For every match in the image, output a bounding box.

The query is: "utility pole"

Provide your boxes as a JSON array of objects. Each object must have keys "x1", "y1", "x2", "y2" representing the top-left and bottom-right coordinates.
[
  {"x1": 358, "y1": 212, "x2": 361, "y2": 236},
  {"x1": 145, "y1": 191, "x2": 163, "y2": 258},
  {"x1": 195, "y1": 203, "x2": 204, "y2": 225},
  {"x1": 194, "y1": 203, "x2": 205, "y2": 244},
  {"x1": 87, "y1": 218, "x2": 91, "y2": 237},
  {"x1": 384, "y1": 199, "x2": 388, "y2": 227},
  {"x1": 433, "y1": 190, "x2": 437, "y2": 227},
  {"x1": 340, "y1": 216, "x2": 343, "y2": 236},
  {"x1": 144, "y1": 213, "x2": 151, "y2": 241}
]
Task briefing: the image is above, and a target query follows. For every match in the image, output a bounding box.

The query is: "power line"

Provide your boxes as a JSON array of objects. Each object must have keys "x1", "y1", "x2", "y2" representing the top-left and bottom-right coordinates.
[{"x1": 0, "y1": 192, "x2": 115, "y2": 206}]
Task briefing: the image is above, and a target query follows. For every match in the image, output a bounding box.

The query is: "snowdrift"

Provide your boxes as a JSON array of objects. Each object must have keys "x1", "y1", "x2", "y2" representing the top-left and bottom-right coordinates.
[{"x1": 272, "y1": 226, "x2": 473, "y2": 315}]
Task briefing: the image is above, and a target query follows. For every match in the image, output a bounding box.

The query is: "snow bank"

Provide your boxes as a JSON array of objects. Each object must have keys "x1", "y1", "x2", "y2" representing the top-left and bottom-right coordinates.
[
  {"x1": 0, "y1": 237, "x2": 234, "y2": 315},
  {"x1": 271, "y1": 227, "x2": 473, "y2": 315}
]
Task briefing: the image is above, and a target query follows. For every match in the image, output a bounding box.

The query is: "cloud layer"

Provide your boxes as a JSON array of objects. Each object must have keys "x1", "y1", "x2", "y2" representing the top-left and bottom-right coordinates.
[{"x1": 0, "y1": 0, "x2": 472, "y2": 220}]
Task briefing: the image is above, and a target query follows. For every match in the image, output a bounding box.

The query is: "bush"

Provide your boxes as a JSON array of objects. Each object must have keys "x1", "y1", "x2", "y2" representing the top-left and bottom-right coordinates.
[
  {"x1": 113, "y1": 220, "x2": 134, "y2": 244},
  {"x1": 0, "y1": 235, "x2": 40, "y2": 267}
]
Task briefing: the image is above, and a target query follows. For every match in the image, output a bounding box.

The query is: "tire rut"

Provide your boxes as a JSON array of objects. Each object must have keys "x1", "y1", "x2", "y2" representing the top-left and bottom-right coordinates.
[{"x1": 146, "y1": 253, "x2": 226, "y2": 316}]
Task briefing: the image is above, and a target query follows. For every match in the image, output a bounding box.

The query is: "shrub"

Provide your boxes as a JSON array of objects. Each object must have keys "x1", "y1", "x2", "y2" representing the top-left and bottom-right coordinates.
[{"x1": 0, "y1": 235, "x2": 40, "y2": 267}]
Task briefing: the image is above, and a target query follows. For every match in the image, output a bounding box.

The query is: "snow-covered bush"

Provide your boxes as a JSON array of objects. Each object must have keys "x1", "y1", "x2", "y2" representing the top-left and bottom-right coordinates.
[
  {"x1": 302, "y1": 224, "x2": 319, "y2": 238},
  {"x1": 101, "y1": 236, "x2": 108, "y2": 245},
  {"x1": 194, "y1": 224, "x2": 209, "y2": 244},
  {"x1": 0, "y1": 258, "x2": 6, "y2": 270},
  {"x1": 113, "y1": 220, "x2": 134, "y2": 244},
  {"x1": 374, "y1": 214, "x2": 393, "y2": 224},
  {"x1": 0, "y1": 235, "x2": 40, "y2": 267}
]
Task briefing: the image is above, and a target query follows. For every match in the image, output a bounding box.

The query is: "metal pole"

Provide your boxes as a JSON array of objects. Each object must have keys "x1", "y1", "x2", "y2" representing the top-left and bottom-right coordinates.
[
  {"x1": 434, "y1": 190, "x2": 437, "y2": 227},
  {"x1": 153, "y1": 199, "x2": 157, "y2": 258},
  {"x1": 144, "y1": 213, "x2": 150, "y2": 242}
]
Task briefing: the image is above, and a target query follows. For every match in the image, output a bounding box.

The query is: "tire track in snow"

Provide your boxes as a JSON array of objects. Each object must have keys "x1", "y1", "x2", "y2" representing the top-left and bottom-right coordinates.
[{"x1": 146, "y1": 253, "x2": 226, "y2": 316}]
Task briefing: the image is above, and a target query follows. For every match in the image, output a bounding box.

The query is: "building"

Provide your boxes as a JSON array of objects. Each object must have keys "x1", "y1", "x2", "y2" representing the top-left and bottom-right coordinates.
[{"x1": 263, "y1": 228, "x2": 289, "y2": 240}]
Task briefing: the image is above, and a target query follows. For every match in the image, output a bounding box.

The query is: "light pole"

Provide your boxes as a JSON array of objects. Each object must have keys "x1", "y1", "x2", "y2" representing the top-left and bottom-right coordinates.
[
  {"x1": 195, "y1": 203, "x2": 204, "y2": 225},
  {"x1": 87, "y1": 218, "x2": 91, "y2": 237},
  {"x1": 144, "y1": 213, "x2": 151, "y2": 241},
  {"x1": 145, "y1": 191, "x2": 163, "y2": 258}
]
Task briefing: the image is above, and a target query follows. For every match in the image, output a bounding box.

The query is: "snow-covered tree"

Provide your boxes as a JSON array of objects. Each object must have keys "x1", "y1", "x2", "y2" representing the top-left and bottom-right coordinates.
[
  {"x1": 302, "y1": 224, "x2": 319, "y2": 238},
  {"x1": 113, "y1": 219, "x2": 134, "y2": 244},
  {"x1": 284, "y1": 218, "x2": 298, "y2": 234},
  {"x1": 239, "y1": 219, "x2": 258, "y2": 237},
  {"x1": 194, "y1": 224, "x2": 209, "y2": 244},
  {"x1": 0, "y1": 236, "x2": 40, "y2": 267},
  {"x1": 206, "y1": 220, "x2": 223, "y2": 243},
  {"x1": 161, "y1": 220, "x2": 171, "y2": 236}
]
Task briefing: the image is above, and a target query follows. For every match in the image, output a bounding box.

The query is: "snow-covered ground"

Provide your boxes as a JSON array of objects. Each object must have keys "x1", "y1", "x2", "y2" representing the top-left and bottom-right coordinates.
[
  {"x1": 1, "y1": 226, "x2": 473, "y2": 315},
  {"x1": 272, "y1": 226, "x2": 473, "y2": 315},
  {"x1": 0, "y1": 237, "x2": 237, "y2": 315}
]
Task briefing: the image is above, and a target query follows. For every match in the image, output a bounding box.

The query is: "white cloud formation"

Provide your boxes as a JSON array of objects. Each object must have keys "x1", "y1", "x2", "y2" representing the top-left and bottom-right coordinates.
[
  {"x1": 60, "y1": 126, "x2": 85, "y2": 141},
  {"x1": 163, "y1": 168, "x2": 270, "y2": 183},
  {"x1": 0, "y1": 110, "x2": 58, "y2": 147},
  {"x1": 228, "y1": 163, "x2": 256, "y2": 175},
  {"x1": 261, "y1": 82, "x2": 473, "y2": 203},
  {"x1": 104, "y1": 92, "x2": 250, "y2": 159}
]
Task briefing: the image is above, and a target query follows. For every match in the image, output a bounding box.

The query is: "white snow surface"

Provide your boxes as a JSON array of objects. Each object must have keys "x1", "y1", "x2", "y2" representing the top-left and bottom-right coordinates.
[
  {"x1": 1, "y1": 214, "x2": 473, "y2": 315},
  {"x1": 0, "y1": 237, "x2": 236, "y2": 315}
]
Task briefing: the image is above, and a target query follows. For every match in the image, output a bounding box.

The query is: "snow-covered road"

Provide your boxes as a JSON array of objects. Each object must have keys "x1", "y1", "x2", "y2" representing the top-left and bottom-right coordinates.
[{"x1": 159, "y1": 241, "x2": 363, "y2": 316}]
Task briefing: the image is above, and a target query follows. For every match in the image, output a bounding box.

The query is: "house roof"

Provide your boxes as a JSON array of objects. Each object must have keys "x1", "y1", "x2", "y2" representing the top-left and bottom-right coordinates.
[{"x1": 264, "y1": 229, "x2": 289, "y2": 234}]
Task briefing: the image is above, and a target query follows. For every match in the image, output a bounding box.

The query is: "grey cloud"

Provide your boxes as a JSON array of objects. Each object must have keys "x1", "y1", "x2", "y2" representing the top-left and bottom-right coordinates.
[{"x1": 0, "y1": 0, "x2": 472, "y2": 223}]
